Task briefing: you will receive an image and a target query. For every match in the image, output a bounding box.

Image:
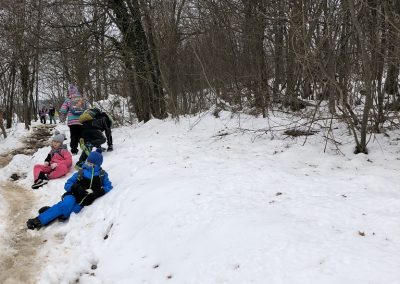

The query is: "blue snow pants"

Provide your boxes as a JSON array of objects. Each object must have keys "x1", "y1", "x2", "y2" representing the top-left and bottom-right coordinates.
[{"x1": 38, "y1": 195, "x2": 82, "y2": 225}]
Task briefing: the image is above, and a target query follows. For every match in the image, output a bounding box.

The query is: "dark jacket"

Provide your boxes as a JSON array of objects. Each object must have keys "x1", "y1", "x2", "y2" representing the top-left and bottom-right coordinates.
[
  {"x1": 48, "y1": 107, "x2": 56, "y2": 116},
  {"x1": 39, "y1": 107, "x2": 48, "y2": 117},
  {"x1": 64, "y1": 163, "x2": 112, "y2": 206},
  {"x1": 81, "y1": 115, "x2": 113, "y2": 147}
]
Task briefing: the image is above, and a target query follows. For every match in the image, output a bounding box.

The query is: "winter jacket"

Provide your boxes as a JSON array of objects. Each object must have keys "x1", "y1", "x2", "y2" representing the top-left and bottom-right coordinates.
[
  {"x1": 81, "y1": 115, "x2": 113, "y2": 147},
  {"x1": 64, "y1": 163, "x2": 112, "y2": 206},
  {"x1": 45, "y1": 145, "x2": 72, "y2": 169},
  {"x1": 59, "y1": 94, "x2": 87, "y2": 126},
  {"x1": 48, "y1": 107, "x2": 56, "y2": 117},
  {"x1": 39, "y1": 108, "x2": 48, "y2": 117}
]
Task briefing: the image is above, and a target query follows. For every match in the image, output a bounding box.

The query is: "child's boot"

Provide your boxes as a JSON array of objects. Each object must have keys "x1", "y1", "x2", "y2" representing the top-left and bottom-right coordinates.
[
  {"x1": 26, "y1": 217, "x2": 43, "y2": 230},
  {"x1": 31, "y1": 172, "x2": 49, "y2": 189},
  {"x1": 74, "y1": 161, "x2": 83, "y2": 170},
  {"x1": 38, "y1": 206, "x2": 50, "y2": 214}
]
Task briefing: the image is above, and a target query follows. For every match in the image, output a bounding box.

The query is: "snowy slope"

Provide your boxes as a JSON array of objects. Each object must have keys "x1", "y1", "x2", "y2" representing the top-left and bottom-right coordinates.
[{"x1": 3, "y1": 111, "x2": 400, "y2": 284}]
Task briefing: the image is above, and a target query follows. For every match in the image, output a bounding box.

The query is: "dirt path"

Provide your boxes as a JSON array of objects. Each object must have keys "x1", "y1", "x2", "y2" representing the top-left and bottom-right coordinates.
[{"x1": 0, "y1": 125, "x2": 55, "y2": 283}]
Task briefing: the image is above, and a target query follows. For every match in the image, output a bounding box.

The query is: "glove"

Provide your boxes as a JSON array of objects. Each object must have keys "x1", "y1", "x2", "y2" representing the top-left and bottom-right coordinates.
[
  {"x1": 70, "y1": 184, "x2": 88, "y2": 200},
  {"x1": 51, "y1": 163, "x2": 57, "y2": 169},
  {"x1": 43, "y1": 162, "x2": 50, "y2": 166},
  {"x1": 92, "y1": 187, "x2": 105, "y2": 198},
  {"x1": 107, "y1": 145, "x2": 113, "y2": 152},
  {"x1": 79, "y1": 193, "x2": 96, "y2": 206}
]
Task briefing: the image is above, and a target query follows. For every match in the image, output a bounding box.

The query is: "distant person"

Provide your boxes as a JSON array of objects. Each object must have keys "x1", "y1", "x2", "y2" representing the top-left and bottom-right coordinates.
[
  {"x1": 75, "y1": 108, "x2": 113, "y2": 169},
  {"x1": 48, "y1": 106, "x2": 56, "y2": 124},
  {"x1": 39, "y1": 106, "x2": 48, "y2": 124},
  {"x1": 27, "y1": 149, "x2": 112, "y2": 230},
  {"x1": 31, "y1": 131, "x2": 72, "y2": 189},
  {"x1": 59, "y1": 84, "x2": 88, "y2": 155}
]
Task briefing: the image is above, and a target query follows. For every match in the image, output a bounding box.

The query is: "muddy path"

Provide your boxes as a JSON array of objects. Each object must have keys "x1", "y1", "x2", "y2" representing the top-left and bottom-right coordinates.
[{"x1": 0, "y1": 124, "x2": 55, "y2": 283}]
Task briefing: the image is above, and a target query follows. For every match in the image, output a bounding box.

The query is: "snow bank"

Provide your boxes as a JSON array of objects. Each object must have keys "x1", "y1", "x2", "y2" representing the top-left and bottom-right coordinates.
[{"x1": 3, "y1": 112, "x2": 400, "y2": 284}]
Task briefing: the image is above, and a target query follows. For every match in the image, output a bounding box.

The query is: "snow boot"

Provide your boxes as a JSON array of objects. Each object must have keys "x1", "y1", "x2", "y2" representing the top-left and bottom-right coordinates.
[
  {"x1": 27, "y1": 217, "x2": 43, "y2": 230},
  {"x1": 74, "y1": 161, "x2": 83, "y2": 170},
  {"x1": 31, "y1": 172, "x2": 49, "y2": 189},
  {"x1": 38, "y1": 206, "x2": 50, "y2": 214}
]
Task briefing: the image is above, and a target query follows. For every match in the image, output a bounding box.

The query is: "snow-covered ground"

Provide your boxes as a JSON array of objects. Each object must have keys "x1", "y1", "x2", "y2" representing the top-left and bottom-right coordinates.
[
  {"x1": 1, "y1": 111, "x2": 400, "y2": 283},
  {"x1": 0, "y1": 123, "x2": 26, "y2": 154}
]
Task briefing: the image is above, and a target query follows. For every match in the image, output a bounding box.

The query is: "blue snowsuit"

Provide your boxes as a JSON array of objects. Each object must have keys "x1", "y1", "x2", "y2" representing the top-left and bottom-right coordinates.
[{"x1": 38, "y1": 163, "x2": 113, "y2": 225}]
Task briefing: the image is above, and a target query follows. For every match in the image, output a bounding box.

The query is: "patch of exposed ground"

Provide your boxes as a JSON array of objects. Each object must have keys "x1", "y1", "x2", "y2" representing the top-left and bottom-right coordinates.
[{"x1": 0, "y1": 125, "x2": 55, "y2": 283}]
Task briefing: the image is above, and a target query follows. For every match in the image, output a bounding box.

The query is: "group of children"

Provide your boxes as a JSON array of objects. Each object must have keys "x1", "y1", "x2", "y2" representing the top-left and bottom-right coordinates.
[{"x1": 27, "y1": 84, "x2": 114, "y2": 230}]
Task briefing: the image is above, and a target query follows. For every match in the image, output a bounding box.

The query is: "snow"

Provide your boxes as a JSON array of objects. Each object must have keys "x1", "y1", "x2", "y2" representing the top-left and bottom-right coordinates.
[
  {"x1": 1, "y1": 111, "x2": 400, "y2": 283},
  {"x1": 0, "y1": 122, "x2": 26, "y2": 153}
]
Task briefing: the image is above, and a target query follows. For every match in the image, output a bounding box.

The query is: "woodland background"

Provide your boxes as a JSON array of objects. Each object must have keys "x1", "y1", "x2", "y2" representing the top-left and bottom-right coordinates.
[{"x1": 1, "y1": 0, "x2": 400, "y2": 153}]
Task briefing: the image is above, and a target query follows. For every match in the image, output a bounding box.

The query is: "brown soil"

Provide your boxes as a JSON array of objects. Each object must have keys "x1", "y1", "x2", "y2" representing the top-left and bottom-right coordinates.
[
  {"x1": 0, "y1": 182, "x2": 43, "y2": 284},
  {"x1": 0, "y1": 124, "x2": 55, "y2": 283}
]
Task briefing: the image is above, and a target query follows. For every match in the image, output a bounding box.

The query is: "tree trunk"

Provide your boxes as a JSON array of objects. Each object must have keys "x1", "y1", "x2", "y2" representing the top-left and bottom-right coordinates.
[
  {"x1": 348, "y1": 0, "x2": 374, "y2": 154},
  {"x1": 273, "y1": 0, "x2": 285, "y2": 98},
  {"x1": 6, "y1": 62, "x2": 16, "y2": 129},
  {"x1": 286, "y1": 0, "x2": 301, "y2": 110},
  {"x1": 109, "y1": 0, "x2": 166, "y2": 122},
  {"x1": 20, "y1": 61, "x2": 30, "y2": 129}
]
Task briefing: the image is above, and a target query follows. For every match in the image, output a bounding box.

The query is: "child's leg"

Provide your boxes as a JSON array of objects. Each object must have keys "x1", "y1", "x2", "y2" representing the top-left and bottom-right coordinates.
[
  {"x1": 76, "y1": 142, "x2": 93, "y2": 166},
  {"x1": 33, "y1": 165, "x2": 46, "y2": 181},
  {"x1": 77, "y1": 151, "x2": 88, "y2": 166},
  {"x1": 37, "y1": 195, "x2": 82, "y2": 225},
  {"x1": 79, "y1": 139, "x2": 92, "y2": 156},
  {"x1": 69, "y1": 125, "x2": 82, "y2": 154},
  {"x1": 47, "y1": 164, "x2": 69, "y2": 179}
]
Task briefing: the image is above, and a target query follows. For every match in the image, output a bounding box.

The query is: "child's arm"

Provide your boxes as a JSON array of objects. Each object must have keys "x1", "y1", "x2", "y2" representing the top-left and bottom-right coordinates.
[
  {"x1": 44, "y1": 153, "x2": 51, "y2": 163},
  {"x1": 59, "y1": 99, "x2": 69, "y2": 114},
  {"x1": 64, "y1": 173, "x2": 79, "y2": 192},
  {"x1": 102, "y1": 172, "x2": 113, "y2": 193},
  {"x1": 78, "y1": 172, "x2": 113, "y2": 206}
]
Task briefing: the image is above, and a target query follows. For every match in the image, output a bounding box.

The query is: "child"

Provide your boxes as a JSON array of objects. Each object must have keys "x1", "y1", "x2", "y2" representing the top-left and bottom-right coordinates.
[
  {"x1": 75, "y1": 108, "x2": 113, "y2": 169},
  {"x1": 48, "y1": 106, "x2": 56, "y2": 124},
  {"x1": 39, "y1": 106, "x2": 48, "y2": 124},
  {"x1": 32, "y1": 131, "x2": 72, "y2": 189},
  {"x1": 27, "y1": 149, "x2": 112, "y2": 230},
  {"x1": 59, "y1": 84, "x2": 88, "y2": 154}
]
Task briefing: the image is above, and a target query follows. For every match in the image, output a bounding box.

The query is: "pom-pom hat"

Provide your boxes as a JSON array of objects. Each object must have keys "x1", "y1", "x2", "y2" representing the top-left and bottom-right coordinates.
[
  {"x1": 68, "y1": 84, "x2": 79, "y2": 96},
  {"x1": 87, "y1": 148, "x2": 103, "y2": 167}
]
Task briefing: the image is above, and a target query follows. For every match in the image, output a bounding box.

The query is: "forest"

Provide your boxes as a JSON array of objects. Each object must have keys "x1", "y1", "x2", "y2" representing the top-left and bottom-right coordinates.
[{"x1": 0, "y1": 0, "x2": 399, "y2": 153}]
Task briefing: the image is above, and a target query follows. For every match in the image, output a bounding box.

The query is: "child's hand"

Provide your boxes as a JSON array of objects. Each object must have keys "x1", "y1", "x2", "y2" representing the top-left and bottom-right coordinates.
[
  {"x1": 80, "y1": 193, "x2": 96, "y2": 206},
  {"x1": 51, "y1": 163, "x2": 57, "y2": 169},
  {"x1": 71, "y1": 184, "x2": 87, "y2": 199},
  {"x1": 44, "y1": 162, "x2": 49, "y2": 166}
]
